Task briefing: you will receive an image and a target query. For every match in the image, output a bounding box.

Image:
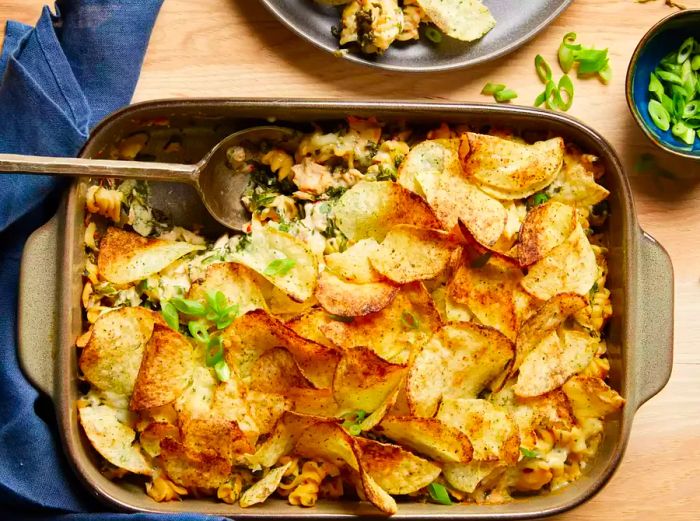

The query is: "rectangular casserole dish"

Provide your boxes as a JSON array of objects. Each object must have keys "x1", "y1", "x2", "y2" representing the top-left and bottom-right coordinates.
[{"x1": 17, "y1": 99, "x2": 674, "y2": 519}]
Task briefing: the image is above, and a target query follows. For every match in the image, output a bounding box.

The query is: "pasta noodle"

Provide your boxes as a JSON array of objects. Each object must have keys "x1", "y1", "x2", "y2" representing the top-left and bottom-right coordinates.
[{"x1": 86, "y1": 185, "x2": 123, "y2": 223}]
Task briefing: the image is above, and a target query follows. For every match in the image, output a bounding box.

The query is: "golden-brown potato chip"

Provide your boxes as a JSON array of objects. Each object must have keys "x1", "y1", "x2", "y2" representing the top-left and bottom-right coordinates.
[
  {"x1": 518, "y1": 202, "x2": 577, "y2": 267},
  {"x1": 181, "y1": 416, "x2": 253, "y2": 463},
  {"x1": 78, "y1": 403, "x2": 151, "y2": 475},
  {"x1": 286, "y1": 310, "x2": 338, "y2": 348},
  {"x1": 398, "y1": 139, "x2": 506, "y2": 246},
  {"x1": 513, "y1": 293, "x2": 588, "y2": 376},
  {"x1": 324, "y1": 239, "x2": 383, "y2": 283},
  {"x1": 188, "y1": 262, "x2": 267, "y2": 314},
  {"x1": 246, "y1": 390, "x2": 292, "y2": 437},
  {"x1": 79, "y1": 307, "x2": 163, "y2": 396},
  {"x1": 369, "y1": 225, "x2": 459, "y2": 283},
  {"x1": 562, "y1": 376, "x2": 625, "y2": 421},
  {"x1": 437, "y1": 398, "x2": 520, "y2": 464},
  {"x1": 240, "y1": 421, "x2": 294, "y2": 470},
  {"x1": 333, "y1": 347, "x2": 407, "y2": 414},
  {"x1": 286, "y1": 387, "x2": 339, "y2": 417},
  {"x1": 448, "y1": 256, "x2": 530, "y2": 341},
  {"x1": 97, "y1": 227, "x2": 204, "y2": 284},
  {"x1": 130, "y1": 324, "x2": 196, "y2": 411},
  {"x1": 546, "y1": 146, "x2": 609, "y2": 207},
  {"x1": 239, "y1": 461, "x2": 293, "y2": 507},
  {"x1": 334, "y1": 181, "x2": 441, "y2": 242},
  {"x1": 139, "y1": 422, "x2": 179, "y2": 458},
  {"x1": 249, "y1": 347, "x2": 314, "y2": 393},
  {"x1": 443, "y1": 461, "x2": 503, "y2": 494},
  {"x1": 460, "y1": 133, "x2": 564, "y2": 200},
  {"x1": 231, "y1": 221, "x2": 318, "y2": 302},
  {"x1": 359, "y1": 383, "x2": 401, "y2": 432},
  {"x1": 160, "y1": 437, "x2": 231, "y2": 489},
  {"x1": 514, "y1": 329, "x2": 598, "y2": 398},
  {"x1": 225, "y1": 309, "x2": 340, "y2": 388},
  {"x1": 407, "y1": 323, "x2": 514, "y2": 418},
  {"x1": 521, "y1": 224, "x2": 598, "y2": 301},
  {"x1": 354, "y1": 437, "x2": 440, "y2": 495},
  {"x1": 315, "y1": 269, "x2": 399, "y2": 317},
  {"x1": 176, "y1": 365, "x2": 218, "y2": 419},
  {"x1": 376, "y1": 416, "x2": 473, "y2": 463},
  {"x1": 261, "y1": 281, "x2": 318, "y2": 318},
  {"x1": 416, "y1": 0, "x2": 495, "y2": 42},
  {"x1": 320, "y1": 282, "x2": 441, "y2": 362}
]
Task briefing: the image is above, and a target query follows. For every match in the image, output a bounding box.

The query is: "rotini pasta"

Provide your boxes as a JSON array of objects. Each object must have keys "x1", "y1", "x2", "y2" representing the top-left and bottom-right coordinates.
[{"x1": 86, "y1": 185, "x2": 123, "y2": 223}]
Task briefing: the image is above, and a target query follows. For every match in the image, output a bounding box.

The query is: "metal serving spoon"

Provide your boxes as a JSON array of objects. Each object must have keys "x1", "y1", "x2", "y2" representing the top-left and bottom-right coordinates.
[{"x1": 0, "y1": 126, "x2": 298, "y2": 231}]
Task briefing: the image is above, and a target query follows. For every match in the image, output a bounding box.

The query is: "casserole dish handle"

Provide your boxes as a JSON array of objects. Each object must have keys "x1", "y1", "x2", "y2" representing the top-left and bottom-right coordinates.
[
  {"x1": 634, "y1": 230, "x2": 674, "y2": 409},
  {"x1": 18, "y1": 213, "x2": 61, "y2": 399}
]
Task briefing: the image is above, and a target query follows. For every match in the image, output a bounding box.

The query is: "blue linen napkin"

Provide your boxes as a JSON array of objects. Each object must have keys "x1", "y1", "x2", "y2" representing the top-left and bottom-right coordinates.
[{"x1": 0, "y1": 2, "x2": 226, "y2": 519}]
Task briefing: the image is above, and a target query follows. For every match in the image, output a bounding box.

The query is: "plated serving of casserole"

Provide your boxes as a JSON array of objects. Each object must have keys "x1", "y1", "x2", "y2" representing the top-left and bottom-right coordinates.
[{"x1": 76, "y1": 116, "x2": 624, "y2": 515}]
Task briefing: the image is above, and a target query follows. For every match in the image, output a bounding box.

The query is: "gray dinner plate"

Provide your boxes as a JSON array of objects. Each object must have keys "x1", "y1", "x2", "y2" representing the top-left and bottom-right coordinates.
[{"x1": 259, "y1": 0, "x2": 573, "y2": 72}]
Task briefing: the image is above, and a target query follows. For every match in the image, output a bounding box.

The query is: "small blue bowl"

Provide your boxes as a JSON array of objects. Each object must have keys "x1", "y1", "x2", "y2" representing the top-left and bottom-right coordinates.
[{"x1": 626, "y1": 9, "x2": 700, "y2": 159}]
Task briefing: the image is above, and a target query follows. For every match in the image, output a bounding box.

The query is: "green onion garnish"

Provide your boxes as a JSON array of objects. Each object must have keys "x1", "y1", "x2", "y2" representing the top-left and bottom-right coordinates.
[
  {"x1": 214, "y1": 360, "x2": 231, "y2": 382},
  {"x1": 327, "y1": 313, "x2": 354, "y2": 323},
  {"x1": 170, "y1": 297, "x2": 207, "y2": 316},
  {"x1": 205, "y1": 336, "x2": 225, "y2": 367},
  {"x1": 264, "y1": 257, "x2": 296, "y2": 277},
  {"x1": 647, "y1": 37, "x2": 700, "y2": 147},
  {"x1": 527, "y1": 192, "x2": 551, "y2": 208},
  {"x1": 481, "y1": 82, "x2": 506, "y2": 95},
  {"x1": 494, "y1": 88, "x2": 518, "y2": 103},
  {"x1": 348, "y1": 424, "x2": 362, "y2": 436},
  {"x1": 558, "y1": 32, "x2": 581, "y2": 73},
  {"x1": 188, "y1": 321, "x2": 210, "y2": 343},
  {"x1": 400, "y1": 310, "x2": 420, "y2": 329},
  {"x1": 557, "y1": 75, "x2": 574, "y2": 111},
  {"x1": 427, "y1": 483, "x2": 452, "y2": 505},
  {"x1": 161, "y1": 301, "x2": 179, "y2": 331},
  {"x1": 424, "y1": 26, "x2": 442, "y2": 44},
  {"x1": 520, "y1": 447, "x2": 539, "y2": 458},
  {"x1": 535, "y1": 54, "x2": 553, "y2": 83}
]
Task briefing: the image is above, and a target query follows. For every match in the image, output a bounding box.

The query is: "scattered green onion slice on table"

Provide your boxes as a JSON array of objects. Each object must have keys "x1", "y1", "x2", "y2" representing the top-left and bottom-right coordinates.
[
  {"x1": 557, "y1": 75, "x2": 575, "y2": 111},
  {"x1": 424, "y1": 26, "x2": 442, "y2": 44},
  {"x1": 427, "y1": 483, "x2": 452, "y2": 505},
  {"x1": 535, "y1": 54, "x2": 553, "y2": 82},
  {"x1": 558, "y1": 32, "x2": 581, "y2": 72},
  {"x1": 646, "y1": 36, "x2": 700, "y2": 146},
  {"x1": 494, "y1": 88, "x2": 518, "y2": 102},
  {"x1": 481, "y1": 82, "x2": 506, "y2": 95}
]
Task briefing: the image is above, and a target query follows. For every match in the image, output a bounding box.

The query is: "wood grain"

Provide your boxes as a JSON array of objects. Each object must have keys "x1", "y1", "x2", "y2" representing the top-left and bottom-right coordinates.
[{"x1": 2, "y1": 0, "x2": 699, "y2": 518}]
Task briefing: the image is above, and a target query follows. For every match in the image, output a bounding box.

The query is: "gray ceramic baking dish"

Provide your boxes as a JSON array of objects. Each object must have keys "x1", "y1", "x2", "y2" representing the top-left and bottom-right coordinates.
[{"x1": 17, "y1": 99, "x2": 674, "y2": 518}]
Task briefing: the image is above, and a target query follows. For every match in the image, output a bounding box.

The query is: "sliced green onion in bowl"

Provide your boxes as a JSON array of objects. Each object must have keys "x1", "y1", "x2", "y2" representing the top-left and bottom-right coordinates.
[
  {"x1": 427, "y1": 483, "x2": 452, "y2": 505},
  {"x1": 677, "y1": 37, "x2": 695, "y2": 64},
  {"x1": 672, "y1": 121, "x2": 696, "y2": 145},
  {"x1": 683, "y1": 100, "x2": 699, "y2": 119},
  {"x1": 648, "y1": 100, "x2": 671, "y2": 132}
]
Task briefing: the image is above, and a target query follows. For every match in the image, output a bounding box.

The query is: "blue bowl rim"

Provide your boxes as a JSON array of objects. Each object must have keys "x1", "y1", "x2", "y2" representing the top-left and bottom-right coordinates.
[{"x1": 625, "y1": 8, "x2": 700, "y2": 160}]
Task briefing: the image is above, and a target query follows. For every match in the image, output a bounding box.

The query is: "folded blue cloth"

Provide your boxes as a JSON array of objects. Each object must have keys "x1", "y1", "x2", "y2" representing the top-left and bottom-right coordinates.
[{"x1": 0, "y1": 2, "x2": 225, "y2": 519}]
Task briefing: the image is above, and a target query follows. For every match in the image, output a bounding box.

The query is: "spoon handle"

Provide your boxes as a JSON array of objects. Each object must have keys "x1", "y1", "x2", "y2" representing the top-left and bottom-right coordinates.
[{"x1": 0, "y1": 153, "x2": 198, "y2": 184}]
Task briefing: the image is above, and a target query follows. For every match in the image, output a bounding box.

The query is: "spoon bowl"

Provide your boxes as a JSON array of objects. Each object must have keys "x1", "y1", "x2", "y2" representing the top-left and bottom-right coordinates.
[{"x1": 0, "y1": 125, "x2": 299, "y2": 231}]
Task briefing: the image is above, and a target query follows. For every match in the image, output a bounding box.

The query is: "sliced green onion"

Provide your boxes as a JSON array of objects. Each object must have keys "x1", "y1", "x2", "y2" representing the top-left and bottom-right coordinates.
[
  {"x1": 424, "y1": 26, "x2": 442, "y2": 44},
  {"x1": 649, "y1": 72, "x2": 665, "y2": 101},
  {"x1": 355, "y1": 409, "x2": 368, "y2": 422},
  {"x1": 427, "y1": 483, "x2": 452, "y2": 505},
  {"x1": 692, "y1": 55, "x2": 700, "y2": 71},
  {"x1": 660, "y1": 93, "x2": 675, "y2": 116},
  {"x1": 677, "y1": 37, "x2": 695, "y2": 64},
  {"x1": 557, "y1": 75, "x2": 575, "y2": 111},
  {"x1": 214, "y1": 360, "x2": 231, "y2": 382},
  {"x1": 327, "y1": 313, "x2": 354, "y2": 323},
  {"x1": 599, "y1": 63, "x2": 612, "y2": 84},
  {"x1": 494, "y1": 88, "x2": 518, "y2": 102},
  {"x1": 205, "y1": 336, "x2": 224, "y2": 367},
  {"x1": 648, "y1": 99, "x2": 671, "y2": 132},
  {"x1": 535, "y1": 54, "x2": 553, "y2": 83},
  {"x1": 672, "y1": 121, "x2": 696, "y2": 145},
  {"x1": 656, "y1": 70, "x2": 683, "y2": 85},
  {"x1": 401, "y1": 310, "x2": 420, "y2": 329},
  {"x1": 470, "y1": 252, "x2": 492, "y2": 269},
  {"x1": 188, "y1": 321, "x2": 210, "y2": 343},
  {"x1": 347, "y1": 424, "x2": 362, "y2": 436},
  {"x1": 529, "y1": 192, "x2": 551, "y2": 207},
  {"x1": 481, "y1": 82, "x2": 506, "y2": 95},
  {"x1": 162, "y1": 301, "x2": 179, "y2": 331},
  {"x1": 171, "y1": 297, "x2": 207, "y2": 316},
  {"x1": 683, "y1": 100, "x2": 699, "y2": 119},
  {"x1": 534, "y1": 90, "x2": 546, "y2": 107},
  {"x1": 573, "y1": 48, "x2": 609, "y2": 75},
  {"x1": 264, "y1": 257, "x2": 296, "y2": 277},
  {"x1": 520, "y1": 447, "x2": 539, "y2": 458},
  {"x1": 558, "y1": 32, "x2": 580, "y2": 73},
  {"x1": 545, "y1": 80, "x2": 559, "y2": 110}
]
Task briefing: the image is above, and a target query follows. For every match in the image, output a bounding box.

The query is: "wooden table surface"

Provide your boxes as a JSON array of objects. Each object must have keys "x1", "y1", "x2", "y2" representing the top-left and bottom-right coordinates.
[{"x1": 2, "y1": 0, "x2": 699, "y2": 519}]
